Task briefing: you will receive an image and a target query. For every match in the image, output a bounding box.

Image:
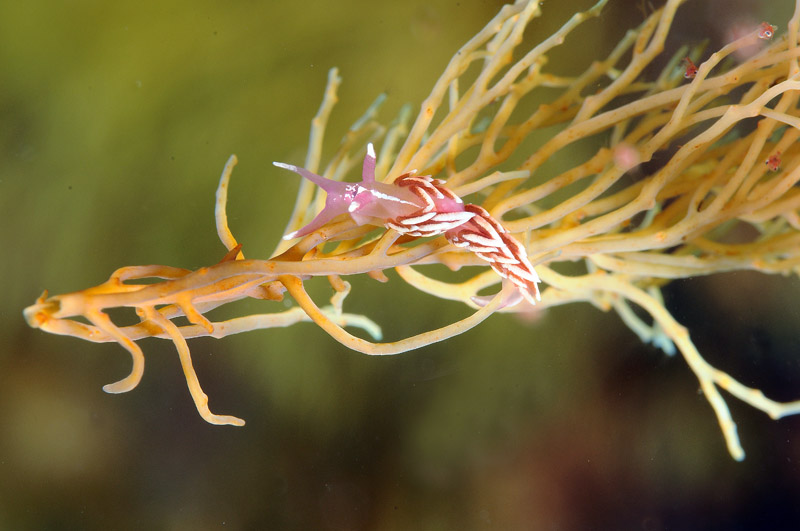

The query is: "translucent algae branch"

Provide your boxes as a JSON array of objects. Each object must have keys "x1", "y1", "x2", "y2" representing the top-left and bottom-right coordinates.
[{"x1": 24, "y1": 0, "x2": 800, "y2": 461}]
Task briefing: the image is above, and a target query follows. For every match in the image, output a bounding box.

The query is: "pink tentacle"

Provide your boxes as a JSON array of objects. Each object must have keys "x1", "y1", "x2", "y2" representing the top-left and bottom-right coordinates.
[{"x1": 363, "y1": 143, "x2": 377, "y2": 182}]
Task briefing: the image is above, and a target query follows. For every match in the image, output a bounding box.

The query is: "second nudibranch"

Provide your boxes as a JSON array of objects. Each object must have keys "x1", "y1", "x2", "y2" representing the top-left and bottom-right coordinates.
[{"x1": 274, "y1": 144, "x2": 541, "y2": 307}]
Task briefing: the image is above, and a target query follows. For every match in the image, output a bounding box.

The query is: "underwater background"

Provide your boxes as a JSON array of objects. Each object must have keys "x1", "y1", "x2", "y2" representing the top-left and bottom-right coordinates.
[{"x1": 2, "y1": 0, "x2": 800, "y2": 529}]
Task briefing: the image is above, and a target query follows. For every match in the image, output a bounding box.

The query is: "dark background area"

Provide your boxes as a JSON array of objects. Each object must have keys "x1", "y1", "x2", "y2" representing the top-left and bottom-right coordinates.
[{"x1": 2, "y1": 0, "x2": 800, "y2": 529}]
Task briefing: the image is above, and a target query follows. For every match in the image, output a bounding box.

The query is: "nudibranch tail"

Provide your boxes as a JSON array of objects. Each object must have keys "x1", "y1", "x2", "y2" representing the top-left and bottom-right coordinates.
[{"x1": 446, "y1": 205, "x2": 541, "y2": 307}]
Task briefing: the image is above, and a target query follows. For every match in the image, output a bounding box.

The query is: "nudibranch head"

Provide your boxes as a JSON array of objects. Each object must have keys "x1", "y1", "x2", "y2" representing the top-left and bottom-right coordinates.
[
  {"x1": 275, "y1": 143, "x2": 420, "y2": 239},
  {"x1": 273, "y1": 161, "x2": 361, "y2": 239}
]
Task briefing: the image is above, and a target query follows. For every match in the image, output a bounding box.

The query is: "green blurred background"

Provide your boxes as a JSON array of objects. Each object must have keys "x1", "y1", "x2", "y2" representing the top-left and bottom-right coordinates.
[{"x1": 3, "y1": 0, "x2": 800, "y2": 529}]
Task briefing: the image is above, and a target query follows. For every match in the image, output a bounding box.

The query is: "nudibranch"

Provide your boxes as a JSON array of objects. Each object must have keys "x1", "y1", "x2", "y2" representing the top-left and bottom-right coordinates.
[{"x1": 274, "y1": 144, "x2": 541, "y2": 306}]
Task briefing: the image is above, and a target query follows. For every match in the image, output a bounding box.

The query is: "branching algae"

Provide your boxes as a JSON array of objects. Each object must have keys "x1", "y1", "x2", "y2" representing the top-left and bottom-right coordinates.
[{"x1": 24, "y1": 0, "x2": 800, "y2": 460}]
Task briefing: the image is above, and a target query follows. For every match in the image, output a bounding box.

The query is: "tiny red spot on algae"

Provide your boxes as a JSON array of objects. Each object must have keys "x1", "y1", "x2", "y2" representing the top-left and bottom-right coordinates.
[
  {"x1": 765, "y1": 152, "x2": 781, "y2": 172},
  {"x1": 683, "y1": 57, "x2": 698, "y2": 79},
  {"x1": 758, "y1": 22, "x2": 776, "y2": 40}
]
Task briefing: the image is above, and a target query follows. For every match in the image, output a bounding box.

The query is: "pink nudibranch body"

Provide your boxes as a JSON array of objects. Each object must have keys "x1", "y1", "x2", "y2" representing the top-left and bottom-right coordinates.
[
  {"x1": 274, "y1": 144, "x2": 541, "y2": 307},
  {"x1": 274, "y1": 144, "x2": 471, "y2": 240}
]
